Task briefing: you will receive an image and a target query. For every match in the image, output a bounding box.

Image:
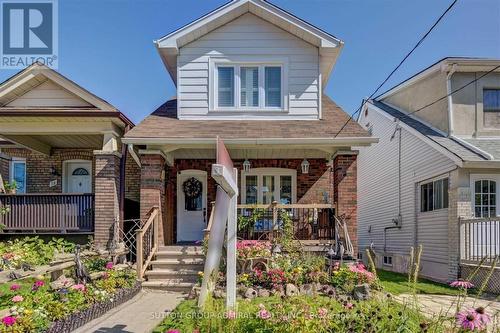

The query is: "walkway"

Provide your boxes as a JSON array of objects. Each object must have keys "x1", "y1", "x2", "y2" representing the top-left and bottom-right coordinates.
[{"x1": 73, "y1": 289, "x2": 185, "y2": 333}]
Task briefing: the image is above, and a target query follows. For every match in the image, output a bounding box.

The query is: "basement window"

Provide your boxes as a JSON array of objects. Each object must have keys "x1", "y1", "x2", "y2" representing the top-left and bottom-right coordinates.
[{"x1": 383, "y1": 256, "x2": 393, "y2": 266}]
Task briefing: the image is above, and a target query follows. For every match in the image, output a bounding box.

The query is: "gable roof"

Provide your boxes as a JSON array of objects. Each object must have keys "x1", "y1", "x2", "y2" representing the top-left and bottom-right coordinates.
[
  {"x1": 155, "y1": 0, "x2": 343, "y2": 87},
  {"x1": 367, "y1": 100, "x2": 488, "y2": 164},
  {"x1": 123, "y1": 95, "x2": 374, "y2": 146}
]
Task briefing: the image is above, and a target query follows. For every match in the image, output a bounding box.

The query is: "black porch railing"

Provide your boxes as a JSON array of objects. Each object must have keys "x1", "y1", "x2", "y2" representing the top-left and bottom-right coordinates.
[
  {"x1": 0, "y1": 193, "x2": 94, "y2": 233},
  {"x1": 237, "y1": 203, "x2": 336, "y2": 241}
]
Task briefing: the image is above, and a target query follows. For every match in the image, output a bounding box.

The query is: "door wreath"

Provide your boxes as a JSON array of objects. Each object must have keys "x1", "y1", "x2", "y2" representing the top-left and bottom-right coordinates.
[{"x1": 182, "y1": 177, "x2": 202, "y2": 198}]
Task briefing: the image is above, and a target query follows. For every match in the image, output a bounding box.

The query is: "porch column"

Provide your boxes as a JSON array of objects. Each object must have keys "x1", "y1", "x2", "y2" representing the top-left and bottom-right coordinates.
[
  {"x1": 333, "y1": 153, "x2": 358, "y2": 256},
  {"x1": 140, "y1": 153, "x2": 167, "y2": 245},
  {"x1": 93, "y1": 150, "x2": 122, "y2": 249}
]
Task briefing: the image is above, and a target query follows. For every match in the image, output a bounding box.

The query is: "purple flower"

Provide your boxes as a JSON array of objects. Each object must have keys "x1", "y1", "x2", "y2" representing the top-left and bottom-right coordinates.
[
  {"x1": 166, "y1": 330, "x2": 180, "y2": 333},
  {"x1": 227, "y1": 310, "x2": 236, "y2": 320},
  {"x1": 456, "y1": 309, "x2": 483, "y2": 330},
  {"x1": 2, "y1": 316, "x2": 16, "y2": 327},
  {"x1": 258, "y1": 309, "x2": 271, "y2": 320},
  {"x1": 475, "y1": 307, "x2": 491, "y2": 326},
  {"x1": 450, "y1": 280, "x2": 474, "y2": 289},
  {"x1": 32, "y1": 280, "x2": 45, "y2": 291},
  {"x1": 105, "y1": 262, "x2": 114, "y2": 270},
  {"x1": 9, "y1": 284, "x2": 20, "y2": 291}
]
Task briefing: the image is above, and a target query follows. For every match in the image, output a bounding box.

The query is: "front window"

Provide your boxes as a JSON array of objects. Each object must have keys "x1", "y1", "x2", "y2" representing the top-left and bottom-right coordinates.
[
  {"x1": 214, "y1": 63, "x2": 283, "y2": 110},
  {"x1": 10, "y1": 159, "x2": 26, "y2": 193},
  {"x1": 241, "y1": 168, "x2": 296, "y2": 204},
  {"x1": 474, "y1": 180, "x2": 497, "y2": 217},
  {"x1": 420, "y1": 178, "x2": 449, "y2": 212},
  {"x1": 483, "y1": 89, "x2": 500, "y2": 112}
]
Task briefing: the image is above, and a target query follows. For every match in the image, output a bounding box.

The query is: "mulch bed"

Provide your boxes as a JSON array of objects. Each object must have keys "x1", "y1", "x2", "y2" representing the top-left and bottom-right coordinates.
[{"x1": 45, "y1": 281, "x2": 141, "y2": 333}]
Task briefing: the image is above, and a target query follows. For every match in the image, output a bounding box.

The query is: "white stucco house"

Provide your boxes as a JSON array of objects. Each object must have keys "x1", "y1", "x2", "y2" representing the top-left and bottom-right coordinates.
[{"x1": 357, "y1": 58, "x2": 500, "y2": 284}]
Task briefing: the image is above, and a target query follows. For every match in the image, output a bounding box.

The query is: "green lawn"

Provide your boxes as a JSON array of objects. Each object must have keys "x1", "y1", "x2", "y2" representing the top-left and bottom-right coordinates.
[{"x1": 377, "y1": 269, "x2": 459, "y2": 296}]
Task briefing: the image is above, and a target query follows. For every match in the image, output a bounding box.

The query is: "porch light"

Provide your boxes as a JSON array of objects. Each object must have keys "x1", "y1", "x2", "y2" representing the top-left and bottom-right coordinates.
[
  {"x1": 301, "y1": 159, "x2": 310, "y2": 174},
  {"x1": 243, "y1": 159, "x2": 251, "y2": 172}
]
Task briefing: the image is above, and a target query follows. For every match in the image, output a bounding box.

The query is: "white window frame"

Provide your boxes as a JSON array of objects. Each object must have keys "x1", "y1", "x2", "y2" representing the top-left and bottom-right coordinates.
[
  {"x1": 470, "y1": 174, "x2": 500, "y2": 217},
  {"x1": 9, "y1": 158, "x2": 26, "y2": 193},
  {"x1": 210, "y1": 57, "x2": 288, "y2": 112},
  {"x1": 419, "y1": 176, "x2": 449, "y2": 213},
  {"x1": 383, "y1": 256, "x2": 393, "y2": 267},
  {"x1": 241, "y1": 168, "x2": 296, "y2": 204}
]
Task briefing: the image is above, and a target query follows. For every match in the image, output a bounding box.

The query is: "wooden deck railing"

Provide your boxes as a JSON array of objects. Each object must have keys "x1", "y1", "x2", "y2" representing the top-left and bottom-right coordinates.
[
  {"x1": 136, "y1": 207, "x2": 160, "y2": 280},
  {"x1": 0, "y1": 193, "x2": 94, "y2": 233},
  {"x1": 460, "y1": 217, "x2": 500, "y2": 264}
]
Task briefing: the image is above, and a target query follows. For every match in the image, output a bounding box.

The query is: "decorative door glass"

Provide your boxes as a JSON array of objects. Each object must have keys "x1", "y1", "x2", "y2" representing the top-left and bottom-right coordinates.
[
  {"x1": 262, "y1": 175, "x2": 275, "y2": 204},
  {"x1": 280, "y1": 175, "x2": 292, "y2": 204},
  {"x1": 245, "y1": 175, "x2": 258, "y2": 204}
]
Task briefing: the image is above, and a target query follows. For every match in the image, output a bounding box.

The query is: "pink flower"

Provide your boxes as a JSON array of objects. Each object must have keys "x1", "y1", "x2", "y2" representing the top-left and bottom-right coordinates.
[
  {"x1": 105, "y1": 262, "x2": 114, "y2": 270},
  {"x1": 32, "y1": 280, "x2": 44, "y2": 291},
  {"x1": 71, "y1": 284, "x2": 86, "y2": 292},
  {"x1": 9, "y1": 284, "x2": 20, "y2": 291},
  {"x1": 456, "y1": 309, "x2": 483, "y2": 330},
  {"x1": 2, "y1": 316, "x2": 16, "y2": 327},
  {"x1": 227, "y1": 310, "x2": 236, "y2": 320},
  {"x1": 166, "y1": 330, "x2": 180, "y2": 333},
  {"x1": 450, "y1": 280, "x2": 474, "y2": 289},
  {"x1": 344, "y1": 302, "x2": 354, "y2": 310},
  {"x1": 11, "y1": 295, "x2": 23, "y2": 303},
  {"x1": 475, "y1": 307, "x2": 491, "y2": 326},
  {"x1": 258, "y1": 309, "x2": 271, "y2": 320},
  {"x1": 102, "y1": 272, "x2": 109, "y2": 279},
  {"x1": 317, "y1": 307, "x2": 328, "y2": 318}
]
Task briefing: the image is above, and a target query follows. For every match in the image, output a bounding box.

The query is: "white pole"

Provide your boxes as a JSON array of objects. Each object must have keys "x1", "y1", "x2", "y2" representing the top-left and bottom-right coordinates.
[{"x1": 226, "y1": 167, "x2": 238, "y2": 309}]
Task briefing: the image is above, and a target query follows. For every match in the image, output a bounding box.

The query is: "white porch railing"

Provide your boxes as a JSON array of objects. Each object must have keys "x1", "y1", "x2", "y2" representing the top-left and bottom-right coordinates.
[{"x1": 460, "y1": 217, "x2": 500, "y2": 264}]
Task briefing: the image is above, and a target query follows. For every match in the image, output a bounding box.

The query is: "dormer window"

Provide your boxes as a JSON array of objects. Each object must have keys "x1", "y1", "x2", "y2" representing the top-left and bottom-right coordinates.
[{"x1": 212, "y1": 61, "x2": 285, "y2": 111}]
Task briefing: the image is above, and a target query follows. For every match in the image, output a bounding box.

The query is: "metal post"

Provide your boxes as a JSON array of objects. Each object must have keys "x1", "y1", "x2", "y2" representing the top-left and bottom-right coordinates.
[{"x1": 226, "y1": 168, "x2": 238, "y2": 309}]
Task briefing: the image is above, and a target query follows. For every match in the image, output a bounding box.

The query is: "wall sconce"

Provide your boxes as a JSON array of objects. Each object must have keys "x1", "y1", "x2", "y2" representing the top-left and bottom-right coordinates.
[
  {"x1": 243, "y1": 159, "x2": 251, "y2": 173},
  {"x1": 301, "y1": 159, "x2": 310, "y2": 174}
]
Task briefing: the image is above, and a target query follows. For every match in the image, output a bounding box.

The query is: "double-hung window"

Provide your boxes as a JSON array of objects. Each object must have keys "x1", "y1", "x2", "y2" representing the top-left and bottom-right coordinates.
[
  {"x1": 215, "y1": 63, "x2": 283, "y2": 110},
  {"x1": 420, "y1": 178, "x2": 449, "y2": 212},
  {"x1": 483, "y1": 89, "x2": 500, "y2": 112},
  {"x1": 471, "y1": 175, "x2": 500, "y2": 218},
  {"x1": 10, "y1": 158, "x2": 26, "y2": 193},
  {"x1": 241, "y1": 168, "x2": 296, "y2": 205}
]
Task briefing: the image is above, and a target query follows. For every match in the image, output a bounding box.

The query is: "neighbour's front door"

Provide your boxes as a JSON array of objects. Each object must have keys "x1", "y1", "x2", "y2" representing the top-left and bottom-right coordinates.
[
  {"x1": 177, "y1": 170, "x2": 207, "y2": 243},
  {"x1": 65, "y1": 161, "x2": 92, "y2": 193}
]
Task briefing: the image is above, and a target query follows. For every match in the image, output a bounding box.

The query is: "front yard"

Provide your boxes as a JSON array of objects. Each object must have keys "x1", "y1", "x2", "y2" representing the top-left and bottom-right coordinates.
[{"x1": 377, "y1": 269, "x2": 459, "y2": 296}]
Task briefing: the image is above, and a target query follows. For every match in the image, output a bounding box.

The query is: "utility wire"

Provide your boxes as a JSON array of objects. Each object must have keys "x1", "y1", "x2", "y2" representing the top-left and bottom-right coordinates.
[{"x1": 333, "y1": 0, "x2": 458, "y2": 138}]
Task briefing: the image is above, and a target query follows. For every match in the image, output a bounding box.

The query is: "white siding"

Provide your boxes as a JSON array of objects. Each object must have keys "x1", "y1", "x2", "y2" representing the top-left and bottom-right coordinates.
[
  {"x1": 6, "y1": 81, "x2": 93, "y2": 107},
  {"x1": 357, "y1": 105, "x2": 456, "y2": 281},
  {"x1": 177, "y1": 13, "x2": 319, "y2": 118}
]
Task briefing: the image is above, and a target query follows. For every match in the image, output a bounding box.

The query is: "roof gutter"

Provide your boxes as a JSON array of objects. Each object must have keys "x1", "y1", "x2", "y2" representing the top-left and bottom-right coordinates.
[{"x1": 121, "y1": 136, "x2": 379, "y2": 146}]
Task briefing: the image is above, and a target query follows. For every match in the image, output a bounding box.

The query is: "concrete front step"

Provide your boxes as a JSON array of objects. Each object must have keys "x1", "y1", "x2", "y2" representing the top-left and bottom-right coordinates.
[
  {"x1": 145, "y1": 269, "x2": 200, "y2": 283},
  {"x1": 142, "y1": 280, "x2": 195, "y2": 293},
  {"x1": 155, "y1": 251, "x2": 205, "y2": 260},
  {"x1": 158, "y1": 245, "x2": 204, "y2": 253}
]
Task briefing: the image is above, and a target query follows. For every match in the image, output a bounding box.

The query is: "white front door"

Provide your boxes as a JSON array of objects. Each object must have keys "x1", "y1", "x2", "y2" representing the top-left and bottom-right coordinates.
[
  {"x1": 177, "y1": 170, "x2": 207, "y2": 243},
  {"x1": 65, "y1": 161, "x2": 92, "y2": 193}
]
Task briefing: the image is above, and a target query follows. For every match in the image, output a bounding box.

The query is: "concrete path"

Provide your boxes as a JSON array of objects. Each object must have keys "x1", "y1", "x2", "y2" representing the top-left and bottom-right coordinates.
[
  {"x1": 396, "y1": 293, "x2": 500, "y2": 317},
  {"x1": 73, "y1": 289, "x2": 185, "y2": 333}
]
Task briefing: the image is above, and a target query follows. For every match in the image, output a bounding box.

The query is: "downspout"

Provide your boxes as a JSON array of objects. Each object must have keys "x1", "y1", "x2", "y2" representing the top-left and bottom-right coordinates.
[
  {"x1": 446, "y1": 64, "x2": 457, "y2": 137},
  {"x1": 384, "y1": 124, "x2": 403, "y2": 252}
]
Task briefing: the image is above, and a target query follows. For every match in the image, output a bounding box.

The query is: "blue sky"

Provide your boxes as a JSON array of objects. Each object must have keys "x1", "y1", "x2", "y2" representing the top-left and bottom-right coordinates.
[{"x1": 0, "y1": 0, "x2": 499, "y2": 124}]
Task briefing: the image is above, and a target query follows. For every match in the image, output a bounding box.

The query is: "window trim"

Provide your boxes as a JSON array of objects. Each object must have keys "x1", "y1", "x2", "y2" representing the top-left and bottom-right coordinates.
[
  {"x1": 383, "y1": 256, "x2": 393, "y2": 267},
  {"x1": 9, "y1": 158, "x2": 26, "y2": 193},
  {"x1": 210, "y1": 57, "x2": 288, "y2": 112},
  {"x1": 241, "y1": 168, "x2": 296, "y2": 204},
  {"x1": 419, "y1": 176, "x2": 449, "y2": 213},
  {"x1": 470, "y1": 174, "x2": 500, "y2": 217},
  {"x1": 483, "y1": 88, "x2": 500, "y2": 113}
]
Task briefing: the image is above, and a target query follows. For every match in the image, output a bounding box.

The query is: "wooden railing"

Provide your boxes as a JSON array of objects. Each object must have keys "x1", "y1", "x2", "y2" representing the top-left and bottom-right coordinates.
[
  {"x1": 460, "y1": 217, "x2": 500, "y2": 264},
  {"x1": 0, "y1": 193, "x2": 94, "y2": 233},
  {"x1": 237, "y1": 202, "x2": 336, "y2": 241},
  {"x1": 136, "y1": 206, "x2": 160, "y2": 280}
]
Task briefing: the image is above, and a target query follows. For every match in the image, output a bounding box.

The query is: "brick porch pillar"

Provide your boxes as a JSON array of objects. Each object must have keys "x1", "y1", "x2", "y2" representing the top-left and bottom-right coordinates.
[
  {"x1": 94, "y1": 151, "x2": 122, "y2": 249},
  {"x1": 140, "y1": 153, "x2": 166, "y2": 245},
  {"x1": 0, "y1": 152, "x2": 11, "y2": 186},
  {"x1": 333, "y1": 153, "x2": 358, "y2": 256}
]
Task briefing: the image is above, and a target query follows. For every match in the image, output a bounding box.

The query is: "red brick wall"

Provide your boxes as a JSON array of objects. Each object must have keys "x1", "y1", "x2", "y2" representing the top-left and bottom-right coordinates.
[
  {"x1": 1, "y1": 148, "x2": 94, "y2": 193},
  {"x1": 139, "y1": 154, "x2": 166, "y2": 245},
  {"x1": 333, "y1": 154, "x2": 358, "y2": 255},
  {"x1": 94, "y1": 153, "x2": 121, "y2": 248},
  {"x1": 125, "y1": 156, "x2": 140, "y2": 202},
  {"x1": 0, "y1": 153, "x2": 10, "y2": 186}
]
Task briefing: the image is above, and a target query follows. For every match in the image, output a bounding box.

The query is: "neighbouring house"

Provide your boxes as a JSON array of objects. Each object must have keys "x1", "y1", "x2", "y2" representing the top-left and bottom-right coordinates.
[
  {"x1": 123, "y1": 0, "x2": 377, "y2": 255},
  {"x1": 357, "y1": 58, "x2": 500, "y2": 285},
  {"x1": 0, "y1": 63, "x2": 140, "y2": 248}
]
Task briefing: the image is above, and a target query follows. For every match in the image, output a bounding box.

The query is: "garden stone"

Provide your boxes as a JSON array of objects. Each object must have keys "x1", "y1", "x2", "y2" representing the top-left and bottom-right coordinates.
[
  {"x1": 271, "y1": 285, "x2": 284, "y2": 297},
  {"x1": 352, "y1": 283, "x2": 371, "y2": 301},
  {"x1": 321, "y1": 285, "x2": 336, "y2": 298},
  {"x1": 285, "y1": 283, "x2": 299, "y2": 297},
  {"x1": 299, "y1": 284, "x2": 315, "y2": 296},
  {"x1": 257, "y1": 288, "x2": 270, "y2": 298},
  {"x1": 50, "y1": 275, "x2": 75, "y2": 290},
  {"x1": 244, "y1": 287, "x2": 257, "y2": 299},
  {"x1": 213, "y1": 288, "x2": 226, "y2": 299}
]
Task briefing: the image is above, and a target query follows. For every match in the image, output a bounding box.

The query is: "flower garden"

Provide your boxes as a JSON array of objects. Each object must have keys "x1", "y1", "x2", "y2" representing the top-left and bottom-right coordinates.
[
  {"x1": 156, "y1": 241, "x2": 499, "y2": 333},
  {"x1": 0, "y1": 237, "x2": 138, "y2": 333}
]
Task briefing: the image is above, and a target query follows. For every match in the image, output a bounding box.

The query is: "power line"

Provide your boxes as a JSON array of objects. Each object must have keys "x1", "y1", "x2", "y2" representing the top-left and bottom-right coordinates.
[
  {"x1": 333, "y1": 0, "x2": 458, "y2": 138},
  {"x1": 406, "y1": 64, "x2": 500, "y2": 116}
]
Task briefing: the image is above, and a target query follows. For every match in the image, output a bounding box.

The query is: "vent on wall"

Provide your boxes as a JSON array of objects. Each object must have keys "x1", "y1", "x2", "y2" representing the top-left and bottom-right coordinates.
[{"x1": 383, "y1": 256, "x2": 393, "y2": 266}]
